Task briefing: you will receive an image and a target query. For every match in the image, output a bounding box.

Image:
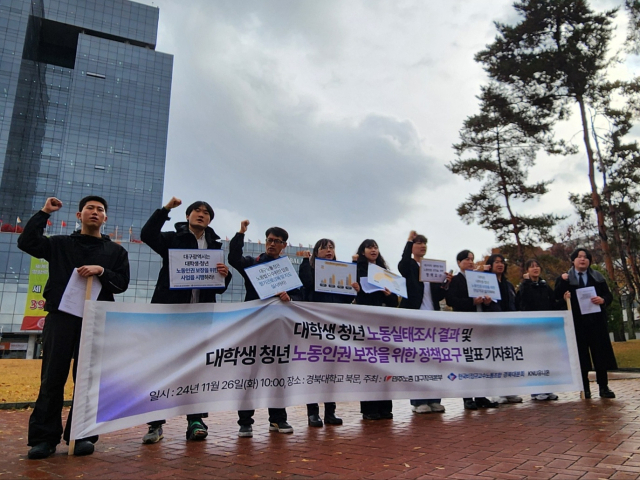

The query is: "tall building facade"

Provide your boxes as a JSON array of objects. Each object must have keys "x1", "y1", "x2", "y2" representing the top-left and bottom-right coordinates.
[
  {"x1": 0, "y1": 0, "x2": 172, "y2": 230},
  {"x1": 0, "y1": 0, "x2": 172, "y2": 356}
]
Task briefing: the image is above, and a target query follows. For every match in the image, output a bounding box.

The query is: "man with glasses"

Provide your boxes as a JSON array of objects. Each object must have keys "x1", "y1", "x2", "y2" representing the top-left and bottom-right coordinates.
[
  {"x1": 228, "y1": 219, "x2": 297, "y2": 437},
  {"x1": 139, "y1": 196, "x2": 232, "y2": 444}
]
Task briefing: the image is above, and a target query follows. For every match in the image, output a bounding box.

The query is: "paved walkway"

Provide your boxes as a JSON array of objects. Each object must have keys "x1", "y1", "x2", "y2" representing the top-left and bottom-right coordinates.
[{"x1": 1, "y1": 377, "x2": 639, "y2": 479}]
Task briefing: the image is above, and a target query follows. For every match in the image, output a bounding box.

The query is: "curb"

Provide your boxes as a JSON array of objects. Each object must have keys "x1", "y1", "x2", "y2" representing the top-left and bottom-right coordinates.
[{"x1": 0, "y1": 400, "x2": 72, "y2": 410}]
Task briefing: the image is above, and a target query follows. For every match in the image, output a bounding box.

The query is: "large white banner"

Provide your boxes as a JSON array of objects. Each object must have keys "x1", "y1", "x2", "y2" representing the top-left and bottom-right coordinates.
[{"x1": 71, "y1": 300, "x2": 581, "y2": 440}]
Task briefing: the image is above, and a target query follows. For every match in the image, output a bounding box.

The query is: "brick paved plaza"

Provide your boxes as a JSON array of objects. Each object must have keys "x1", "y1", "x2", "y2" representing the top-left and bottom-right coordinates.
[{"x1": 1, "y1": 375, "x2": 639, "y2": 479}]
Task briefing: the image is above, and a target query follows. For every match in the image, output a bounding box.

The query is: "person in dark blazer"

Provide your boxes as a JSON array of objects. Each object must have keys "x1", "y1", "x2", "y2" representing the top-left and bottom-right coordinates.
[
  {"x1": 445, "y1": 250, "x2": 498, "y2": 410},
  {"x1": 554, "y1": 248, "x2": 618, "y2": 399},
  {"x1": 398, "y1": 230, "x2": 451, "y2": 413},
  {"x1": 140, "y1": 197, "x2": 232, "y2": 445},
  {"x1": 299, "y1": 238, "x2": 360, "y2": 427},
  {"x1": 355, "y1": 239, "x2": 398, "y2": 420}
]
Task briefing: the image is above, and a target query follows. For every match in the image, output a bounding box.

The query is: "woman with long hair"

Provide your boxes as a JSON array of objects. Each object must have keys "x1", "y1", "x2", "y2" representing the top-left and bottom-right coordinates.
[
  {"x1": 354, "y1": 239, "x2": 398, "y2": 420},
  {"x1": 299, "y1": 238, "x2": 359, "y2": 427}
]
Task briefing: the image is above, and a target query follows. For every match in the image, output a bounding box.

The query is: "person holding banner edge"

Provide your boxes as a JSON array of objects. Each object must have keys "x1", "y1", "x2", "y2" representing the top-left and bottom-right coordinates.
[
  {"x1": 398, "y1": 231, "x2": 452, "y2": 414},
  {"x1": 354, "y1": 239, "x2": 398, "y2": 420},
  {"x1": 445, "y1": 250, "x2": 499, "y2": 410},
  {"x1": 139, "y1": 196, "x2": 232, "y2": 444},
  {"x1": 18, "y1": 196, "x2": 130, "y2": 459},
  {"x1": 228, "y1": 219, "x2": 300, "y2": 437},
  {"x1": 554, "y1": 248, "x2": 617, "y2": 399},
  {"x1": 299, "y1": 238, "x2": 360, "y2": 427}
]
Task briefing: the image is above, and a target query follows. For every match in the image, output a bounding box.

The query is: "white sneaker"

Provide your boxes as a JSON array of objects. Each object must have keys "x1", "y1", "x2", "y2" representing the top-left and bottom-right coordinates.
[
  {"x1": 506, "y1": 395, "x2": 523, "y2": 403},
  {"x1": 532, "y1": 394, "x2": 549, "y2": 401},
  {"x1": 412, "y1": 404, "x2": 432, "y2": 414},
  {"x1": 427, "y1": 403, "x2": 445, "y2": 413},
  {"x1": 495, "y1": 396, "x2": 509, "y2": 404},
  {"x1": 547, "y1": 393, "x2": 558, "y2": 400}
]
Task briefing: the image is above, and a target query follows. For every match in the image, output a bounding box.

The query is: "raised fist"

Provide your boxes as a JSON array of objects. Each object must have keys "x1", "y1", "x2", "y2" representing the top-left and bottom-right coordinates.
[
  {"x1": 164, "y1": 197, "x2": 182, "y2": 210},
  {"x1": 240, "y1": 219, "x2": 250, "y2": 234},
  {"x1": 42, "y1": 197, "x2": 63, "y2": 214}
]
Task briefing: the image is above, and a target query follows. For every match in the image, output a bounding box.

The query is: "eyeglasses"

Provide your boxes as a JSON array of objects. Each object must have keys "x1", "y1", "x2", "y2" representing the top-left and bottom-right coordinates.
[{"x1": 266, "y1": 238, "x2": 285, "y2": 245}]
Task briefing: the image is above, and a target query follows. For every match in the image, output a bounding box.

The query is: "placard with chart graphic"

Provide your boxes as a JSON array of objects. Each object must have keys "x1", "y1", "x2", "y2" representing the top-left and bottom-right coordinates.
[{"x1": 314, "y1": 259, "x2": 357, "y2": 296}]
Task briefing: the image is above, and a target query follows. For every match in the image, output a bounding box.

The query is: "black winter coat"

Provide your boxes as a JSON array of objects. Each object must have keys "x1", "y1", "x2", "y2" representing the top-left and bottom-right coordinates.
[
  {"x1": 445, "y1": 272, "x2": 476, "y2": 312},
  {"x1": 18, "y1": 210, "x2": 130, "y2": 314},
  {"x1": 515, "y1": 278, "x2": 557, "y2": 311},
  {"x1": 299, "y1": 258, "x2": 354, "y2": 304},
  {"x1": 141, "y1": 207, "x2": 231, "y2": 304},
  {"x1": 397, "y1": 241, "x2": 445, "y2": 310},
  {"x1": 228, "y1": 232, "x2": 301, "y2": 302},
  {"x1": 355, "y1": 261, "x2": 398, "y2": 308},
  {"x1": 554, "y1": 269, "x2": 618, "y2": 371}
]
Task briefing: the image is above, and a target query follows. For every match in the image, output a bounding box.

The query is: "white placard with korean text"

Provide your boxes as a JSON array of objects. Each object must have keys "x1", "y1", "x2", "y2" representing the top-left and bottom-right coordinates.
[
  {"x1": 367, "y1": 263, "x2": 408, "y2": 298},
  {"x1": 419, "y1": 259, "x2": 447, "y2": 283},
  {"x1": 168, "y1": 249, "x2": 225, "y2": 289},
  {"x1": 314, "y1": 259, "x2": 357, "y2": 296},
  {"x1": 245, "y1": 256, "x2": 303, "y2": 299},
  {"x1": 465, "y1": 270, "x2": 502, "y2": 300},
  {"x1": 70, "y1": 300, "x2": 581, "y2": 441}
]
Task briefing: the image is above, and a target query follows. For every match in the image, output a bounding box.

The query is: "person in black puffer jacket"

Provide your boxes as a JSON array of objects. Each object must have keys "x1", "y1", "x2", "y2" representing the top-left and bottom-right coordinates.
[
  {"x1": 139, "y1": 197, "x2": 232, "y2": 444},
  {"x1": 299, "y1": 238, "x2": 360, "y2": 428}
]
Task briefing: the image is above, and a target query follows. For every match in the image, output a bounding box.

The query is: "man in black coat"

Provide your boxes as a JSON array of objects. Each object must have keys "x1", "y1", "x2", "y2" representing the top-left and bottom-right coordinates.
[
  {"x1": 228, "y1": 219, "x2": 298, "y2": 437},
  {"x1": 398, "y1": 231, "x2": 451, "y2": 414},
  {"x1": 19, "y1": 196, "x2": 130, "y2": 459},
  {"x1": 554, "y1": 248, "x2": 618, "y2": 399},
  {"x1": 140, "y1": 197, "x2": 232, "y2": 444}
]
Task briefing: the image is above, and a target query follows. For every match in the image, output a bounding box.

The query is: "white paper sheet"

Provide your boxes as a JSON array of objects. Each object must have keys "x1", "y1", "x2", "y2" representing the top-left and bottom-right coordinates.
[
  {"x1": 366, "y1": 264, "x2": 408, "y2": 298},
  {"x1": 576, "y1": 286, "x2": 601, "y2": 315},
  {"x1": 59, "y1": 270, "x2": 102, "y2": 317},
  {"x1": 359, "y1": 276, "x2": 385, "y2": 294}
]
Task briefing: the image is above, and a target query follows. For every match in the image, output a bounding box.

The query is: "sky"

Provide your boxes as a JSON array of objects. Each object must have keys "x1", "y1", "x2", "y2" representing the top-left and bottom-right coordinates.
[{"x1": 135, "y1": 0, "x2": 632, "y2": 272}]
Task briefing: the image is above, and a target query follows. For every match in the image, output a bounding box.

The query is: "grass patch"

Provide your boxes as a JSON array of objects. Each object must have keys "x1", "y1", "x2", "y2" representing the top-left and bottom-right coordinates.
[
  {"x1": 0, "y1": 359, "x2": 73, "y2": 404},
  {"x1": 612, "y1": 338, "x2": 640, "y2": 369}
]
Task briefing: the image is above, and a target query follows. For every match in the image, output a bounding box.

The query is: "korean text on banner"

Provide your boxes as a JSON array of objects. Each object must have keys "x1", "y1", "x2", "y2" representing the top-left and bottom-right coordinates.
[
  {"x1": 315, "y1": 259, "x2": 357, "y2": 296},
  {"x1": 70, "y1": 300, "x2": 581, "y2": 441},
  {"x1": 245, "y1": 256, "x2": 302, "y2": 299},
  {"x1": 419, "y1": 259, "x2": 447, "y2": 283},
  {"x1": 465, "y1": 270, "x2": 501, "y2": 300},
  {"x1": 21, "y1": 257, "x2": 49, "y2": 331},
  {"x1": 168, "y1": 249, "x2": 225, "y2": 289}
]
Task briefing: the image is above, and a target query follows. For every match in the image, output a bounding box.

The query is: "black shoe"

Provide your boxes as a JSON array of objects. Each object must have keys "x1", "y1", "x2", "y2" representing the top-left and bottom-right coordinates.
[
  {"x1": 379, "y1": 412, "x2": 393, "y2": 419},
  {"x1": 599, "y1": 387, "x2": 616, "y2": 398},
  {"x1": 476, "y1": 397, "x2": 499, "y2": 408},
  {"x1": 186, "y1": 420, "x2": 208, "y2": 441},
  {"x1": 27, "y1": 442, "x2": 56, "y2": 460},
  {"x1": 238, "y1": 425, "x2": 253, "y2": 438},
  {"x1": 324, "y1": 412, "x2": 343, "y2": 425},
  {"x1": 463, "y1": 400, "x2": 478, "y2": 410},
  {"x1": 73, "y1": 440, "x2": 95, "y2": 456},
  {"x1": 583, "y1": 388, "x2": 592, "y2": 399},
  {"x1": 362, "y1": 413, "x2": 381, "y2": 420},
  {"x1": 308, "y1": 414, "x2": 323, "y2": 427}
]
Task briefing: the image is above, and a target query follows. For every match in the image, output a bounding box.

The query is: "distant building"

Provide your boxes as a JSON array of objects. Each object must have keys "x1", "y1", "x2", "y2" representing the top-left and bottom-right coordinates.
[{"x1": 0, "y1": 0, "x2": 172, "y2": 357}]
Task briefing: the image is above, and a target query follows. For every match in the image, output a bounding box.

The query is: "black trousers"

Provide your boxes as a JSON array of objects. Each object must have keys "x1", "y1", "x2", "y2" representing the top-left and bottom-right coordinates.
[
  {"x1": 28, "y1": 311, "x2": 98, "y2": 447},
  {"x1": 306, "y1": 402, "x2": 336, "y2": 416},
  {"x1": 237, "y1": 408, "x2": 287, "y2": 426}
]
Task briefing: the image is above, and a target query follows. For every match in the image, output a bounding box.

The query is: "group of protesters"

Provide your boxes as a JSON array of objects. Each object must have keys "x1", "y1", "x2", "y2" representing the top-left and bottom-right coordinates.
[{"x1": 18, "y1": 195, "x2": 617, "y2": 460}]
